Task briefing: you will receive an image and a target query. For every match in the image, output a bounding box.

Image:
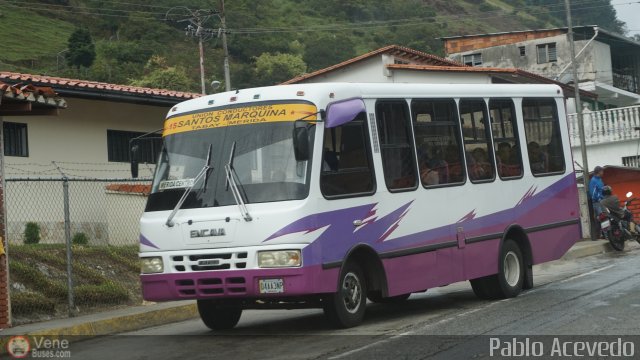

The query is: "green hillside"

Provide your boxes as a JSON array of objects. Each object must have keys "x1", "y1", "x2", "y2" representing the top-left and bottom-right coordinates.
[{"x1": 0, "y1": 0, "x2": 628, "y2": 92}]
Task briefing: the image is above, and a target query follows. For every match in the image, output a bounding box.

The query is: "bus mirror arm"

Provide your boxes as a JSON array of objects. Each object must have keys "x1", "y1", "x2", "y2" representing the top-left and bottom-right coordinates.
[
  {"x1": 293, "y1": 121, "x2": 310, "y2": 161},
  {"x1": 130, "y1": 141, "x2": 139, "y2": 178}
]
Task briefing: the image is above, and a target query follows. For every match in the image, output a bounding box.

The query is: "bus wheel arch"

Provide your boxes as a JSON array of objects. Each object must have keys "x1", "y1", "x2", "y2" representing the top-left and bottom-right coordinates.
[
  {"x1": 470, "y1": 226, "x2": 531, "y2": 300},
  {"x1": 323, "y1": 244, "x2": 387, "y2": 328},
  {"x1": 503, "y1": 225, "x2": 533, "y2": 290}
]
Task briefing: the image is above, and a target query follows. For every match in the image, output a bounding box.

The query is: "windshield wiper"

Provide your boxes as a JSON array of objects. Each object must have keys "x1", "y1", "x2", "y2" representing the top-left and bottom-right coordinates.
[
  {"x1": 165, "y1": 144, "x2": 213, "y2": 227},
  {"x1": 224, "y1": 141, "x2": 252, "y2": 222}
]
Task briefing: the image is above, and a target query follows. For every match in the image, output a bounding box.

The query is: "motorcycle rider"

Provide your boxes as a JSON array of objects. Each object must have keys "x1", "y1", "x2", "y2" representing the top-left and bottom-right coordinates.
[{"x1": 600, "y1": 185, "x2": 633, "y2": 228}]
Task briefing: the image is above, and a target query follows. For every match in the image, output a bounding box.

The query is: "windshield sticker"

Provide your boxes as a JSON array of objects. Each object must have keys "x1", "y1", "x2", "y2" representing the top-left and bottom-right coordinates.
[
  {"x1": 164, "y1": 103, "x2": 317, "y2": 136},
  {"x1": 158, "y1": 178, "x2": 196, "y2": 191}
]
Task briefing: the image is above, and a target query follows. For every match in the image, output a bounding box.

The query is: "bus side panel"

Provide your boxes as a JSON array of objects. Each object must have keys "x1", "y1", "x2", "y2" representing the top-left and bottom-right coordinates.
[
  {"x1": 529, "y1": 224, "x2": 581, "y2": 265},
  {"x1": 463, "y1": 239, "x2": 501, "y2": 280},
  {"x1": 382, "y1": 252, "x2": 436, "y2": 297},
  {"x1": 382, "y1": 247, "x2": 465, "y2": 297}
]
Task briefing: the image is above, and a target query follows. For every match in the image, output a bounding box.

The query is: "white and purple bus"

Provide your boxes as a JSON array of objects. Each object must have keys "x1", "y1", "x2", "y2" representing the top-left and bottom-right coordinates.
[{"x1": 136, "y1": 83, "x2": 581, "y2": 329}]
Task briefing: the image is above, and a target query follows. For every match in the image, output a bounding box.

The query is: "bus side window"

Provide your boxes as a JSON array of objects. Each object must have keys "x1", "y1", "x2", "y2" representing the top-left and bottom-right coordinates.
[
  {"x1": 410, "y1": 99, "x2": 466, "y2": 187},
  {"x1": 489, "y1": 99, "x2": 523, "y2": 179},
  {"x1": 522, "y1": 98, "x2": 565, "y2": 175},
  {"x1": 375, "y1": 100, "x2": 418, "y2": 191},
  {"x1": 459, "y1": 99, "x2": 496, "y2": 183},
  {"x1": 320, "y1": 112, "x2": 376, "y2": 197}
]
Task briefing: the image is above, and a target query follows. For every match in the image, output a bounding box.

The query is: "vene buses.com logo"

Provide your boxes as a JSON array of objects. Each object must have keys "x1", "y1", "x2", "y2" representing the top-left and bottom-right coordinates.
[{"x1": 6, "y1": 335, "x2": 30, "y2": 358}]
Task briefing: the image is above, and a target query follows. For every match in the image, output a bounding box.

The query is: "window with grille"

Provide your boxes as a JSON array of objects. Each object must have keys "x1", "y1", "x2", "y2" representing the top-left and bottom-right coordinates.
[
  {"x1": 519, "y1": 46, "x2": 526, "y2": 56},
  {"x1": 3, "y1": 122, "x2": 29, "y2": 157},
  {"x1": 622, "y1": 155, "x2": 640, "y2": 168},
  {"x1": 463, "y1": 53, "x2": 483, "y2": 66},
  {"x1": 536, "y1": 43, "x2": 557, "y2": 63},
  {"x1": 107, "y1": 130, "x2": 162, "y2": 163}
]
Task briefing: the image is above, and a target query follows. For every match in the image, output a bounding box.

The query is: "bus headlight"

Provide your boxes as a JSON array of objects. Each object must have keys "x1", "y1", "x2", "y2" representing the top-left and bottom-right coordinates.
[
  {"x1": 141, "y1": 257, "x2": 164, "y2": 274},
  {"x1": 257, "y1": 250, "x2": 301, "y2": 268}
]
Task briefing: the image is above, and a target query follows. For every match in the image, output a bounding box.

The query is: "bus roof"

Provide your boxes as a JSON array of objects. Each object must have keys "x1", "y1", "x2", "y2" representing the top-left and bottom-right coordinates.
[{"x1": 167, "y1": 83, "x2": 564, "y2": 118}]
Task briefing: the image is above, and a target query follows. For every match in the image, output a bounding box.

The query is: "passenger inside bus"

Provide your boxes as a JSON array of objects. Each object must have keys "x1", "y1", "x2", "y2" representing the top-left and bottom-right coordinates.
[{"x1": 528, "y1": 141, "x2": 548, "y2": 173}]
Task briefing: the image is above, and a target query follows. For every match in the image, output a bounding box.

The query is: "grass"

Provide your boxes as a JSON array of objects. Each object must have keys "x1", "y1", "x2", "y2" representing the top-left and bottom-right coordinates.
[
  {"x1": 0, "y1": 7, "x2": 75, "y2": 62},
  {"x1": 8, "y1": 244, "x2": 141, "y2": 323}
]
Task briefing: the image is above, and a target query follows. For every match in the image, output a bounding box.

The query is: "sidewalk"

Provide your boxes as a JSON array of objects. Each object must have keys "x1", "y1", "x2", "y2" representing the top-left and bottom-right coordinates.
[{"x1": 1, "y1": 239, "x2": 636, "y2": 339}]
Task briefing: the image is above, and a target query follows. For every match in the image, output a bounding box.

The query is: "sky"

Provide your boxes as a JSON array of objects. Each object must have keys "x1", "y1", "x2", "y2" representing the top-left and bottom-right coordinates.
[{"x1": 613, "y1": 1, "x2": 640, "y2": 36}]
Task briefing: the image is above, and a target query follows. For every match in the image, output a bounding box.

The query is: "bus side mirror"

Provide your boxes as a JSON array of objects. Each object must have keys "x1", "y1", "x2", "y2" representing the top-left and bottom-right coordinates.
[
  {"x1": 293, "y1": 121, "x2": 310, "y2": 161},
  {"x1": 130, "y1": 141, "x2": 139, "y2": 178}
]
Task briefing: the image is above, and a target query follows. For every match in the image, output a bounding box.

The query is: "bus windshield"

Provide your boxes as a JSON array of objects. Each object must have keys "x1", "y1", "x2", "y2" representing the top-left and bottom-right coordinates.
[{"x1": 146, "y1": 121, "x2": 314, "y2": 212}]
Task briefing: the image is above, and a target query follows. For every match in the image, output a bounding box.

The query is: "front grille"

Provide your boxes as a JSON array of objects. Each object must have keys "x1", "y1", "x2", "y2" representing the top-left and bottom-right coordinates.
[
  {"x1": 172, "y1": 252, "x2": 248, "y2": 272},
  {"x1": 175, "y1": 276, "x2": 247, "y2": 297}
]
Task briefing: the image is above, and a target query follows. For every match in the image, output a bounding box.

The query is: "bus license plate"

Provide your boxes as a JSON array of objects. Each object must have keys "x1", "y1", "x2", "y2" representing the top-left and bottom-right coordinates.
[
  {"x1": 259, "y1": 279, "x2": 284, "y2": 294},
  {"x1": 601, "y1": 220, "x2": 611, "y2": 229}
]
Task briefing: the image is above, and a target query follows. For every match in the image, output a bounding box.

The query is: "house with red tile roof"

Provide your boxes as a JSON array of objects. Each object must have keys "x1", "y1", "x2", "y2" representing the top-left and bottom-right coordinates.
[
  {"x1": 0, "y1": 71, "x2": 200, "y2": 179},
  {"x1": 283, "y1": 44, "x2": 596, "y2": 101},
  {"x1": 0, "y1": 72, "x2": 200, "y2": 249}
]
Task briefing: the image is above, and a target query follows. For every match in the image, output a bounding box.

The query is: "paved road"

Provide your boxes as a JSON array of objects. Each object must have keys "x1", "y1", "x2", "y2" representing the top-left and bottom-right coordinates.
[{"x1": 67, "y1": 248, "x2": 640, "y2": 359}]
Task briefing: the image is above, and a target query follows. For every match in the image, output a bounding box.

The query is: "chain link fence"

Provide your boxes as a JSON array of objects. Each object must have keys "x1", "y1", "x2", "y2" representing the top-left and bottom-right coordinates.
[{"x1": 5, "y1": 177, "x2": 152, "y2": 325}]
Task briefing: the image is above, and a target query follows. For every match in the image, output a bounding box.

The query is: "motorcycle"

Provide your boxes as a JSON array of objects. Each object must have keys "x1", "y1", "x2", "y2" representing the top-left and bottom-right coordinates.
[{"x1": 599, "y1": 192, "x2": 640, "y2": 251}]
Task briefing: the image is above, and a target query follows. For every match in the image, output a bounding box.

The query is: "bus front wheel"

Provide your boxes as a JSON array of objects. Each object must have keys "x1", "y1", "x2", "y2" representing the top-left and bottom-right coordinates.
[
  {"x1": 197, "y1": 299, "x2": 242, "y2": 330},
  {"x1": 470, "y1": 239, "x2": 524, "y2": 299},
  {"x1": 324, "y1": 262, "x2": 367, "y2": 328}
]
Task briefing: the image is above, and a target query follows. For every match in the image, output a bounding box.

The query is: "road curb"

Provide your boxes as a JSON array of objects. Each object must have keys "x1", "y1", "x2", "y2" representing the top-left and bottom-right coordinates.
[
  {"x1": 31, "y1": 304, "x2": 198, "y2": 337},
  {"x1": 561, "y1": 241, "x2": 609, "y2": 260}
]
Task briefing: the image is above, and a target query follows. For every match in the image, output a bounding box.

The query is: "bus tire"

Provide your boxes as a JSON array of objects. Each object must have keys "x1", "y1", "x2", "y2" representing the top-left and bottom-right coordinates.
[
  {"x1": 367, "y1": 291, "x2": 411, "y2": 304},
  {"x1": 197, "y1": 299, "x2": 242, "y2": 330},
  {"x1": 470, "y1": 239, "x2": 524, "y2": 299},
  {"x1": 470, "y1": 277, "x2": 491, "y2": 299},
  {"x1": 323, "y1": 262, "x2": 367, "y2": 328}
]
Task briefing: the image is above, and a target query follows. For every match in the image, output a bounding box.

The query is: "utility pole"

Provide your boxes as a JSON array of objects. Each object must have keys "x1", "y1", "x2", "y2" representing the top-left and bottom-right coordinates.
[
  {"x1": 167, "y1": 7, "x2": 219, "y2": 95},
  {"x1": 166, "y1": 5, "x2": 231, "y2": 94},
  {"x1": 564, "y1": 0, "x2": 592, "y2": 239},
  {"x1": 220, "y1": 0, "x2": 231, "y2": 91}
]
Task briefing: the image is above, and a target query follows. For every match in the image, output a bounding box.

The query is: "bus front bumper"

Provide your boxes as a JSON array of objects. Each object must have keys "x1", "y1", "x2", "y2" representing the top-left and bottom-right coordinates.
[{"x1": 141, "y1": 265, "x2": 338, "y2": 301}]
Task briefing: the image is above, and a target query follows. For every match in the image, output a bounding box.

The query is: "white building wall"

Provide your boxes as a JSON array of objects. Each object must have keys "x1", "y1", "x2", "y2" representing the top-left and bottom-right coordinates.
[
  {"x1": 591, "y1": 41, "x2": 613, "y2": 85},
  {"x1": 2, "y1": 97, "x2": 168, "y2": 244},
  {"x1": 4, "y1": 97, "x2": 167, "y2": 178}
]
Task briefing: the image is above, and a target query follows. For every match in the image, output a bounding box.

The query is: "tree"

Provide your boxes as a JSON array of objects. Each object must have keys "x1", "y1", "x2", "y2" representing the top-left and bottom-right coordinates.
[
  {"x1": 129, "y1": 55, "x2": 193, "y2": 91},
  {"x1": 254, "y1": 52, "x2": 306, "y2": 86},
  {"x1": 66, "y1": 27, "x2": 96, "y2": 70}
]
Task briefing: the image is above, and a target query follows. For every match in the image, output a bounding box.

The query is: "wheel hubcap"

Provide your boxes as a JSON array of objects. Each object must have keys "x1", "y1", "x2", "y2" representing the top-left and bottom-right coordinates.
[
  {"x1": 342, "y1": 272, "x2": 362, "y2": 314},
  {"x1": 504, "y1": 251, "x2": 520, "y2": 287}
]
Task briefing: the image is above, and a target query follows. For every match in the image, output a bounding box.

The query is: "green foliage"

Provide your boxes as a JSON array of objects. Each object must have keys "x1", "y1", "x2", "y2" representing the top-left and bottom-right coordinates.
[
  {"x1": 67, "y1": 27, "x2": 96, "y2": 69},
  {"x1": 254, "y1": 52, "x2": 307, "y2": 86},
  {"x1": 1, "y1": 0, "x2": 629, "y2": 89},
  {"x1": 129, "y1": 55, "x2": 194, "y2": 91},
  {"x1": 75, "y1": 281, "x2": 129, "y2": 305},
  {"x1": 11, "y1": 292, "x2": 56, "y2": 316},
  {"x1": 9, "y1": 262, "x2": 67, "y2": 299},
  {"x1": 23, "y1": 222, "x2": 41, "y2": 245},
  {"x1": 72, "y1": 232, "x2": 89, "y2": 245}
]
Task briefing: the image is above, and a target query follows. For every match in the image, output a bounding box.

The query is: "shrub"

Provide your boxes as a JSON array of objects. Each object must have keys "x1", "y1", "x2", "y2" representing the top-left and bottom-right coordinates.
[
  {"x1": 11, "y1": 292, "x2": 56, "y2": 315},
  {"x1": 23, "y1": 222, "x2": 41, "y2": 244},
  {"x1": 72, "y1": 232, "x2": 89, "y2": 245}
]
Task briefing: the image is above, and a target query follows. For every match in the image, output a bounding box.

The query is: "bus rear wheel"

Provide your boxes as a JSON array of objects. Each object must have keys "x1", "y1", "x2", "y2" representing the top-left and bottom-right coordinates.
[
  {"x1": 470, "y1": 239, "x2": 524, "y2": 299},
  {"x1": 197, "y1": 299, "x2": 242, "y2": 330},
  {"x1": 323, "y1": 262, "x2": 367, "y2": 328}
]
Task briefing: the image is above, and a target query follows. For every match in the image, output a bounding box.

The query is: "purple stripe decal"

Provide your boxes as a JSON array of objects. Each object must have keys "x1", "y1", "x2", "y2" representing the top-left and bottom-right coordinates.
[
  {"x1": 265, "y1": 173, "x2": 579, "y2": 266},
  {"x1": 140, "y1": 234, "x2": 160, "y2": 249}
]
